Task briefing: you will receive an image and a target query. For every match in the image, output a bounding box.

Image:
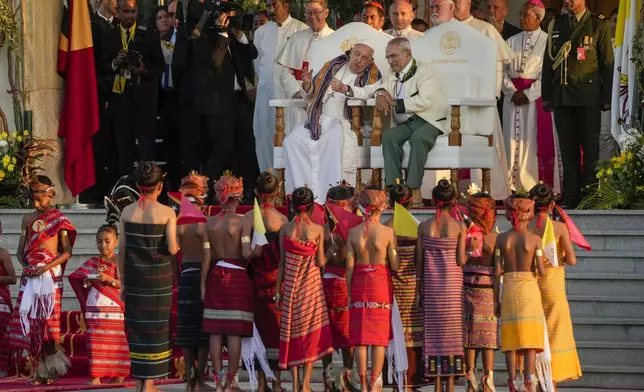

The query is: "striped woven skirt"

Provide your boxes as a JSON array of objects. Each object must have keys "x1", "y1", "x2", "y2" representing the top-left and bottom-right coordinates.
[
  {"x1": 176, "y1": 262, "x2": 209, "y2": 348},
  {"x1": 252, "y1": 269, "x2": 281, "y2": 363},
  {"x1": 385, "y1": 239, "x2": 425, "y2": 387},
  {"x1": 463, "y1": 265, "x2": 498, "y2": 349},
  {"x1": 202, "y1": 260, "x2": 254, "y2": 337},
  {"x1": 500, "y1": 272, "x2": 545, "y2": 353},
  {"x1": 123, "y1": 222, "x2": 173, "y2": 380},
  {"x1": 0, "y1": 291, "x2": 12, "y2": 373},
  {"x1": 85, "y1": 288, "x2": 130, "y2": 378},
  {"x1": 422, "y1": 236, "x2": 465, "y2": 377},
  {"x1": 538, "y1": 265, "x2": 582, "y2": 382},
  {"x1": 349, "y1": 264, "x2": 393, "y2": 347},
  {"x1": 323, "y1": 270, "x2": 350, "y2": 350}
]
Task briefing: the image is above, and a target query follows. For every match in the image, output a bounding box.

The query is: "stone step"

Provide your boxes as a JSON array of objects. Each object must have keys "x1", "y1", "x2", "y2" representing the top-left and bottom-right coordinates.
[
  {"x1": 574, "y1": 250, "x2": 644, "y2": 274},
  {"x1": 581, "y1": 230, "x2": 644, "y2": 251},
  {"x1": 572, "y1": 318, "x2": 644, "y2": 343},
  {"x1": 565, "y1": 273, "x2": 644, "y2": 297},
  {"x1": 489, "y1": 341, "x2": 644, "y2": 367},
  {"x1": 569, "y1": 295, "x2": 644, "y2": 319}
]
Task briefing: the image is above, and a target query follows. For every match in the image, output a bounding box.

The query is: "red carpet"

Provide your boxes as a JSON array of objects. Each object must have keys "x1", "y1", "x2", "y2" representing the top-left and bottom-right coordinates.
[{"x1": 0, "y1": 377, "x2": 182, "y2": 392}]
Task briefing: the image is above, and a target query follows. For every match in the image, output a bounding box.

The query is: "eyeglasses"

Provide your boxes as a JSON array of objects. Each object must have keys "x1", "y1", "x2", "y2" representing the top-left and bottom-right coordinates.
[
  {"x1": 305, "y1": 8, "x2": 327, "y2": 17},
  {"x1": 385, "y1": 49, "x2": 407, "y2": 60}
]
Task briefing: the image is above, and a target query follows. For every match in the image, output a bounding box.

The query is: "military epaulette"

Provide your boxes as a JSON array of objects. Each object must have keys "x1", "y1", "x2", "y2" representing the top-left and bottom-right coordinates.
[{"x1": 594, "y1": 13, "x2": 606, "y2": 20}]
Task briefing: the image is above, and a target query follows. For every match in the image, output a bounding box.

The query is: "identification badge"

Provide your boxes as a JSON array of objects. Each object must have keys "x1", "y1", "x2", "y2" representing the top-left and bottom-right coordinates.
[
  {"x1": 123, "y1": 69, "x2": 132, "y2": 80},
  {"x1": 577, "y1": 47, "x2": 586, "y2": 60}
]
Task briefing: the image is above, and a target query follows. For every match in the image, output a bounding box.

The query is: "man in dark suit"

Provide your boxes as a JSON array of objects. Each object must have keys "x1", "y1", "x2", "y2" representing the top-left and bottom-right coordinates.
[
  {"x1": 100, "y1": 0, "x2": 165, "y2": 179},
  {"x1": 542, "y1": 0, "x2": 613, "y2": 207},
  {"x1": 190, "y1": 8, "x2": 260, "y2": 203},
  {"x1": 86, "y1": 0, "x2": 120, "y2": 203}
]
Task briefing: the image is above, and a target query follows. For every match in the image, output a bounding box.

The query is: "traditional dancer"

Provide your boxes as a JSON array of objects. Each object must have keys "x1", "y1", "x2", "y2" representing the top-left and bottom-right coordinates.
[
  {"x1": 495, "y1": 195, "x2": 546, "y2": 392},
  {"x1": 0, "y1": 219, "x2": 16, "y2": 378},
  {"x1": 69, "y1": 225, "x2": 129, "y2": 386},
  {"x1": 383, "y1": 183, "x2": 425, "y2": 391},
  {"x1": 462, "y1": 193, "x2": 499, "y2": 392},
  {"x1": 176, "y1": 173, "x2": 211, "y2": 391},
  {"x1": 8, "y1": 176, "x2": 76, "y2": 385},
  {"x1": 322, "y1": 184, "x2": 355, "y2": 391},
  {"x1": 416, "y1": 180, "x2": 467, "y2": 392},
  {"x1": 245, "y1": 171, "x2": 288, "y2": 392},
  {"x1": 347, "y1": 185, "x2": 401, "y2": 392},
  {"x1": 529, "y1": 184, "x2": 582, "y2": 387},
  {"x1": 119, "y1": 162, "x2": 180, "y2": 392},
  {"x1": 202, "y1": 173, "x2": 256, "y2": 392},
  {"x1": 277, "y1": 187, "x2": 333, "y2": 392}
]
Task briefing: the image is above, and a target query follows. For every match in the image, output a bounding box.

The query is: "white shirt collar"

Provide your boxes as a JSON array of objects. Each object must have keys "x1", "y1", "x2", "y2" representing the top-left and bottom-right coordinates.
[
  {"x1": 393, "y1": 25, "x2": 412, "y2": 36},
  {"x1": 278, "y1": 15, "x2": 292, "y2": 27},
  {"x1": 312, "y1": 25, "x2": 329, "y2": 39},
  {"x1": 462, "y1": 15, "x2": 474, "y2": 24},
  {"x1": 98, "y1": 11, "x2": 113, "y2": 23},
  {"x1": 398, "y1": 59, "x2": 413, "y2": 78}
]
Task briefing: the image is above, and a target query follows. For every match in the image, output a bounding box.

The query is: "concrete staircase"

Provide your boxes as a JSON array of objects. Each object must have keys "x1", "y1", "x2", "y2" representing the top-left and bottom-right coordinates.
[{"x1": 1, "y1": 208, "x2": 643, "y2": 389}]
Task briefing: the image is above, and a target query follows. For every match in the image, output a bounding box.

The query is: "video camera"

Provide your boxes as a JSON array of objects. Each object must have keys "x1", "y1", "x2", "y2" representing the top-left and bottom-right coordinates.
[{"x1": 184, "y1": 0, "x2": 244, "y2": 38}]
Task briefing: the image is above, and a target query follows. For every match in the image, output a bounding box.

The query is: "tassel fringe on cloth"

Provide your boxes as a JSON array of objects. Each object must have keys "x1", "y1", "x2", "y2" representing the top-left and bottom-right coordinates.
[{"x1": 242, "y1": 323, "x2": 276, "y2": 391}]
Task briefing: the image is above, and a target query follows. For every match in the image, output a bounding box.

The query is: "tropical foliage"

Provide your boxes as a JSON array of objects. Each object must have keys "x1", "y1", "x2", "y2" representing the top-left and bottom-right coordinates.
[{"x1": 579, "y1": 127, "x2": 644, "y2": 209}]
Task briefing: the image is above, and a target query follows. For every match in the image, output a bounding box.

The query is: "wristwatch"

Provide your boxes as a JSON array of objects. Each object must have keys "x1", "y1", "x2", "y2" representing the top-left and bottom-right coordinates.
[{"x1": 344, "y1": 86, "x2": 353, "y2": 97}]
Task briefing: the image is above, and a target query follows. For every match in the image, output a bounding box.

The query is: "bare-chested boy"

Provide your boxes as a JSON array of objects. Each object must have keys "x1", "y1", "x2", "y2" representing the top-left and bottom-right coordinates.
[
  {"x1": 346, "y1": 185, "x2": 401, "y2": 392},
  {"x1": 202, "y1": 173, "x2": 255, "y2": 392},
  {"x1": 7, "y1": 176, "x2": 76, "y2": 385},
  {"x1": 176, "y1": 173, "x2": 212, "y2": 391},
  {"x1": 494, "y1": 195, "x2": 546, "y2": 392}
]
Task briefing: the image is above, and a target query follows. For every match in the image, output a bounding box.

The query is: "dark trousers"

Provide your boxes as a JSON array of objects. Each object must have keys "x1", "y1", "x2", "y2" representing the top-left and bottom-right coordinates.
[
  {"x1": 158, "y1": 89, "x2": 180, "y2": 188},
  {"x1": 202, "y1": 93, "x2": 259, "y2": 202},
  {"x1": 109, "y1": 95, "x2": 158, "y2": 177},
  {"x1": 553, "y1": 106, "x2": 602, "y2": 203}
]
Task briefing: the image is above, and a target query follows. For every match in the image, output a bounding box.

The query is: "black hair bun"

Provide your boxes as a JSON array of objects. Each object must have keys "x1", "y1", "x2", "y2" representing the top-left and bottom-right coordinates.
[
  {"x1": 292, "y1": 187, "x2": 314, "y2": 211},
  {"x1": 432, "y1": 179, "x2": 456, "y2": 202},
  {"x1": 255, "y1": 171, "x2": 279, "y2": 195},
  {"x1": 388, "y1": 183, "x2": 413, "y2": 207},
  {"x1": 136, "y1": 161, "x2": 163, "y2": 187},
  {"x1": 529, "y1": 183, "x2": 554, "y2": 208}
]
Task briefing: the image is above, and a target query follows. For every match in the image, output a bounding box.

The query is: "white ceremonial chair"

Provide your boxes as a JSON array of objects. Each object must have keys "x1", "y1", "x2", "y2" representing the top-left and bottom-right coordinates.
[
  {"x1": 269, "y1": 22, "x2": 392, "y2": 204},
  {"x1": 369, "y1": 21, "x2": 498, "y2": 194}
]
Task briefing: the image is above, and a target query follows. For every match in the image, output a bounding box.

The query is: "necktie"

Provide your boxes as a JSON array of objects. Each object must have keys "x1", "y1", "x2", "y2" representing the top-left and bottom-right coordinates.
[
  {"x1": 126, "y1": 30, "x2": 131, "y2": 46},
  {"x1": 570, "y1": 15, "x2": 577, "y2": 30}
]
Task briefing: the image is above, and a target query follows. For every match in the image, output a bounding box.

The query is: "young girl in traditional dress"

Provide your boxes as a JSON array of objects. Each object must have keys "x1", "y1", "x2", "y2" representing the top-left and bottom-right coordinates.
[
  {"x1": 0, "y1": 219, "x2": 16, "y2": 378},
  {"x1": 462, "y1": 193, "x2": 499, "y2": 392},
  {"x1": 495, "y1": 195, "x2": 546, "y2": 392},
  {"x1": 528, "y1": 184, "x2": 582, "y2": 388},
  {"x1": 416, "y1": 179, "x2": 467, "y2": 392},
  {"x1": 69, "y1": 225, "x2": 130, "y2": 385},
  {"x1": 383, "y1": 182, "x2": 425, "y2": 391},
  {"x1": 277, "y1": 187, "x2": 333, "y2": 392},
  {"x1": 245, "y1": 171, "x2": 288, "y2": 392}
]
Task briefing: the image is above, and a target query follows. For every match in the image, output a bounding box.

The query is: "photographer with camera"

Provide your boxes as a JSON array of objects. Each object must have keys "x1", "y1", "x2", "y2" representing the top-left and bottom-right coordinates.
[
  {"x1": 100, "y1": 0, "x2": 165, "y2": 181},
  {"x1": 184, "y1": 1, "x2": 259, "y2": 203}
]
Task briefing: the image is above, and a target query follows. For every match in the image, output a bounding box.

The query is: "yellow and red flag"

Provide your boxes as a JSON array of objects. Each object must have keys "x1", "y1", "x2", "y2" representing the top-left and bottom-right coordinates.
[
  {"x1": 57, "y1": 0, "x2": 100, "y2": 196},
  {"x1": 326, "y1": 202, "x2": 363, "y2": 241}
]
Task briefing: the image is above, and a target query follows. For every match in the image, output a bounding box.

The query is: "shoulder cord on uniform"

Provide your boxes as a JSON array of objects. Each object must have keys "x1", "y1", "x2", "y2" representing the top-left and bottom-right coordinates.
[{"x1": 547, "y1": 18, "x2": 571, "y2": 85}]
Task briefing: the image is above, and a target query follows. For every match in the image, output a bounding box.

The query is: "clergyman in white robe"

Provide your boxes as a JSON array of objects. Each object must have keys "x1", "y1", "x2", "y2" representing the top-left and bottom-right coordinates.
[
  {"x1": 275, "y1": 25, "x2": 334, "y2": 136},
  {"x1": 253, "y1": 15, "x2": 308, "y2": 172},
  {"x1": 283, "y1": 58, "x2": 380, "y2": 199},
  {"x1": 502, "y1": 28, "x2": 562, "y2": 194}
]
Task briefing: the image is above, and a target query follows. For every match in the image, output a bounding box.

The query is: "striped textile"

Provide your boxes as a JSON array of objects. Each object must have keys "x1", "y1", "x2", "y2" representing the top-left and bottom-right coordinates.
[
  {"x1": 538, "y1": 243, "x2": 582, "y2": 382},
  {"x1": 462, "y1": 265, "x2": 498, "y2": 349},
  {"x1": 123, "y1": 222, "x2": 173, "y2": 380},
  {"x1": 349, "y1": 264, "x2": 393, "y2": 347},
  {"x1": 69, "y1": 257, "x2": 129, "y2": 377},
  {"x1": 176, "y1": 262, "x2": 208, "y2": 348},
  {"x1": 0, "y1": 261, "x2": 13, "y2": 373},
  {"x1": 250, "y1": 232, "x2": 281, "y2": 362},
  {"x1": 8, "y1": 252, "x2": 64, "y2": 353},
  {"x1": 202, "y1": 259, "x2": 254, "y2": 337},
  {"x1": 500, "y1": 272, "x2": 545, "y2": 353},
  {"x1": 322, "y1": 265, "x2": 350, "y2": 349},
  {"x1": 421, "y1": 236, "x2": 465, "y2": 377},
  {"x1": 278, "y1": 237, "x2": 333, "y2": 369},
  {"x1": 385, "y1": 239, "x2": 425, "y2": 387}
]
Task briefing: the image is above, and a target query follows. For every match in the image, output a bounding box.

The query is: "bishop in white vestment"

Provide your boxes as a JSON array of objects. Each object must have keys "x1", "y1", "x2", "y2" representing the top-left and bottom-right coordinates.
[
  {"x1": 502, "y1": 0, "x2": 561, "y2": 193},
  {"x1": 283, "y1": 44, "x2": 381, "y2": 199},
  {"x1": 253, "y1": 11, "x2": 308, "y2": 172}
]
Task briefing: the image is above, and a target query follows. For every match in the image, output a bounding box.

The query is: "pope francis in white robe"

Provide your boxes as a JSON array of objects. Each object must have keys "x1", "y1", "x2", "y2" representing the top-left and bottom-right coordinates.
[
  {"x1": 283, "y1": 45, "x2": 381, "y2": 199},
  {"x1": 253, "y1": 15, "x2": 308, "y2": 172},
  {"x1": 503, "y1": 28, "x2": 562, "y2": 194},
  {"x1": 275, "y1": 25, "x2": 334, "y2": 140}
]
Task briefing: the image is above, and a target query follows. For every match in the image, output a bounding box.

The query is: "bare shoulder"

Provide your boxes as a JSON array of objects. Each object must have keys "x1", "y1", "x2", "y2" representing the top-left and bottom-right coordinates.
[
  {"x1": 0, "y1": 247, "x2": 9, "y2": 261},
  {"x1": 120, "y1": 204, "x2": 135, "y2": 220},
  {"x1": 383, "y1": 217, "x2": 393, "y2": 227}
]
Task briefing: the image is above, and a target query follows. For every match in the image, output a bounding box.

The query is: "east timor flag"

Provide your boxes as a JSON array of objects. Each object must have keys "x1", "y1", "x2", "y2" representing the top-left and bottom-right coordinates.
[{"x1": 57, "y1": 0, "x2": 99, "y2": 196}]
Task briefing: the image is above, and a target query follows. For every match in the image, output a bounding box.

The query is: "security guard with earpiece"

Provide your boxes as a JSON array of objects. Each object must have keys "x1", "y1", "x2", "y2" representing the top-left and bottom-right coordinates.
[{"x1": 541, "y1": 0, "x2": 613, "y2": 208}]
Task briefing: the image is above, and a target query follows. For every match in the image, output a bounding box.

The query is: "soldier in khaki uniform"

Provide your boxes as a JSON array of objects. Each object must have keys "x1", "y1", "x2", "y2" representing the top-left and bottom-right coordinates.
[{"x1": 541, "y1": 0, "x2": 613, "y2": 207}]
